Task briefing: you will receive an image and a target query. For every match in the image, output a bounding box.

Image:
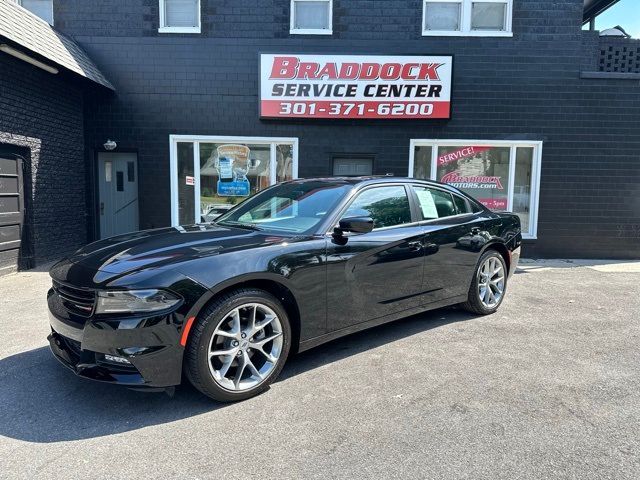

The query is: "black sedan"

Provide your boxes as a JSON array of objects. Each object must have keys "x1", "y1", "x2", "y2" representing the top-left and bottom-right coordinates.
[{"x1": 48, "y1": 177, "x2": 521, "y2": 402}]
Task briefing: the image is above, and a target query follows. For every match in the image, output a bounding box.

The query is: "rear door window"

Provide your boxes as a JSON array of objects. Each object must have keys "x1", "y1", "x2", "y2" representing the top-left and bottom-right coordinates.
[
  {"x1": 453, "y1": 194, "x2": 470, "y2": 214},
  {"x1": 412, "y1": 187, "x2": 458, "y2": 220}
]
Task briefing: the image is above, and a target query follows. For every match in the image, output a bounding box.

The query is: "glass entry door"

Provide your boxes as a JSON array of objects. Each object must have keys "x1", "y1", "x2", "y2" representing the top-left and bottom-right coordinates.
[{"x1": 171, "y1": 136, "x2": 298, "y2": 225}]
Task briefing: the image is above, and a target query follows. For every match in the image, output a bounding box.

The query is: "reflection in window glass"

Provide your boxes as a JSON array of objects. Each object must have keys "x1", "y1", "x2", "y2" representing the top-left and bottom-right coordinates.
[
  {"x1": 199, "y1": 143, "x2": 272, "y2": 218},
  {"x1": 471, "y1": 2, "x2": 506, "y2": 31},
  {"x1": 276, "y1": 144, "x2": 294, "y2": 183},
  {"x1": 343, "y1": 186, "x2": 411, "y2": 229},
  {"x1": 412, "y1": 146, "x2": 433, "y2": 179},
  {"x1": 436, "y1": 145, "x2": 510, "y2": 211},
  {"x1": 424, "y1": 2, "x2": 461, "y2": 31},
  {"x1": 177, "y1": 142, "x2": 195, "y2": 224},
  {"x1": 514, "y1": 148, "x2": 533, "y2": 233}
]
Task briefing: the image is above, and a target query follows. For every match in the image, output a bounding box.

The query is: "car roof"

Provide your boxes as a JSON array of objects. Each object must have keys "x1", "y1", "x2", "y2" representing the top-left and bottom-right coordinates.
[{"x1": 287, "y1": 176, "x2": 461, "y2": 192}]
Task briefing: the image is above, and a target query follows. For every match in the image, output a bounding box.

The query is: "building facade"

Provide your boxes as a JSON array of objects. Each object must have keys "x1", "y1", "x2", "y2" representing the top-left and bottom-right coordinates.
[{"x1": 1, "y1": 0, "x2": 639, "y2": 274}]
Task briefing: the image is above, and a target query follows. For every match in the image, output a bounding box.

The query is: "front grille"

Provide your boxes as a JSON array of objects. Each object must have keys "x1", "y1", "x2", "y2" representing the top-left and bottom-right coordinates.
[
  {"x1": 60, "y1": 335, "x2": 83, "y2": 357},
  {"x1": 52, "y1": 280, "x2": 96, "y2": 317}
]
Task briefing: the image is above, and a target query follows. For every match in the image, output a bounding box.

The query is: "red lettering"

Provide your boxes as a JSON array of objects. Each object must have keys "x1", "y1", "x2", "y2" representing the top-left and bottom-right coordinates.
[
  {"x1": 297, "y1": 62, "x2": 320, "y2": 79},
  {"x1": 401, "y1": 63, "x2": 419, "y2": 79},
  {"x1": 338, "y1": 62, "x2": 359, "y2": 80},
  {"x1": 418, "y1": 63, "x2": 443, "y2": 81},
  {"x1": 360, "y1": 63, "x2": 381, "y2": 80},
  {"x1": 270, "y1": 56, "x2": 299, "y2": 79},
  {"x1": 380, "y1": 63, "x2": 402, "y2": 80},
  {"x1": 317, "y1": 63, "x2": 338, "y2": 79}
]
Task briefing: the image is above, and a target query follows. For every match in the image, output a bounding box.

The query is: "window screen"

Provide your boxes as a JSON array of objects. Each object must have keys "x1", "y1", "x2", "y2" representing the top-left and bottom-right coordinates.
[
  {"x1": 293, "y1": 0, "x2": 331, "y2": 31},
  {"x1": 163, "y1": 0, "x2": 199, "y2": 28}
]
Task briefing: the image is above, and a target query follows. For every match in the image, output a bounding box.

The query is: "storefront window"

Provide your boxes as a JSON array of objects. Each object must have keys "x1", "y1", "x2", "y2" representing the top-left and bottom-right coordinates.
[
  {"x1": 410, "y1": 140, "x2": 541, "y2": 238},
  {"x1": 171, "y1": 136, "x2": 298, "y2": 225},
  {"x1": 276, "y1": 144, "x2": 294, "y2": 183}
]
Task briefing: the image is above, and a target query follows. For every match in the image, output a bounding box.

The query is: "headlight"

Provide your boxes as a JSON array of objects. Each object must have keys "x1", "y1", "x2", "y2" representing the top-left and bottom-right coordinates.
[{"x1": 95, "y1": 289, "x2": 181, "y2": 314}]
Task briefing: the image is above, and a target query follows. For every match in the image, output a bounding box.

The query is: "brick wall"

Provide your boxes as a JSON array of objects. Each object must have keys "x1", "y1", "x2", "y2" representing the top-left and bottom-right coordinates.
[
  {"x1": 56, "y1": 0, "x2": 639, "y2": 259},
  {"x1": 0, "y1": 53, "x2": 87, "y2": 267}
]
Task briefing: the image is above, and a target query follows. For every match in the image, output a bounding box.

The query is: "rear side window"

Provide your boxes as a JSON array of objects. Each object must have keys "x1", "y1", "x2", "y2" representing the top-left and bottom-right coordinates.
[
  {"x1": 343, "y1": 186, "x2": 411, "y2": 229},
  {"x1": 412, "y1": 187, "x2": 457, "y2": 220},
  {"x1": 453, "y1": 195, "x2": 470, "y2": 214}
]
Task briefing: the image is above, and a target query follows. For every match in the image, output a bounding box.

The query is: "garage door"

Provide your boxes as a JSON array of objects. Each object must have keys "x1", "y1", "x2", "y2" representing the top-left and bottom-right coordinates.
[{"x1": 0, "y1": 154, "x2": 24, "y2": 274}]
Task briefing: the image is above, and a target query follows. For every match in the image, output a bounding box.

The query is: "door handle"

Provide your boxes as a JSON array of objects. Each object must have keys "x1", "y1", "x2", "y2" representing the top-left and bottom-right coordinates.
[
  {"x1": 408, "y1": 241, "x2": 423, "y2": 252},
  {"x1": 100, "y1": 202, "x2": 104, "y2": 216}
]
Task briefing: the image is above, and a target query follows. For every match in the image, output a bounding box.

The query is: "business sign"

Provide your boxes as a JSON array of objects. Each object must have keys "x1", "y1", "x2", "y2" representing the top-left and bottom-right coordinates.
[
  {"x1": 215, "y1": 145, "x2": 252, "y2": 197},
  {"x1": 260, "y1": 54, "x2": 453, "y2": 120}
]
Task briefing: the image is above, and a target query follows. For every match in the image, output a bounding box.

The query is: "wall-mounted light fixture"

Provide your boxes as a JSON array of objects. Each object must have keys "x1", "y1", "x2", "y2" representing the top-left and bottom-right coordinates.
[
  {"x1": 103, "y1": 140, "x2": 117, "y2": 151},
  {"x1": 0, "y1": 44, "x2": 59, "y2": 75}
]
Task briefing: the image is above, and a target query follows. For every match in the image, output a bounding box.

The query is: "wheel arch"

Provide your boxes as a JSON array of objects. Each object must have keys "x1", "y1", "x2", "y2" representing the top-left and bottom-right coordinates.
[
  {"x1": 481, "y1": 241, "x2": 511, "y2": 273},
  {"x1": 190, "y1": 274, "x2": 302, "y2": 355}
]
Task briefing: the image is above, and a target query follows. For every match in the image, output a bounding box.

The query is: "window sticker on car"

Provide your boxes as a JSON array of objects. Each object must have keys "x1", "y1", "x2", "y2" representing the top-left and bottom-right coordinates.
[{"x1": 415, "y1": 189, "x2": 439, "y2": 219}]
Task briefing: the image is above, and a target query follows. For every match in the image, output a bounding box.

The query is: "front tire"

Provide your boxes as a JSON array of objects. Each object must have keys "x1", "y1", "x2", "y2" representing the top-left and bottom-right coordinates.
[
  {"x1": 184, "y1": 288, "x2": 292, "y2": 402},
  {"x1": 461, "y1": 250, "x2": 508, "y2": 315}
]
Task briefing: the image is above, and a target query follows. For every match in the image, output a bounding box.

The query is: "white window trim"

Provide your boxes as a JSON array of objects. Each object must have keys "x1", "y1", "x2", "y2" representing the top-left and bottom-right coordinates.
[
  {"x1": 13, "y1": 0, "x2": 54, "y2": 25},
  {"x1": 158, "y1": 0, "x2": 201, "y2": 34},
  {"x1": 422, "y1": 0, "x2": 513, "y2": 37},
  {"x1": 290, "y1": 0, "x2": 333, "y2": 35},
  {"x1": 408, "y1": 139, "x2": 542, "y2": 240},
  {"x1": 169, "y1": 135, "x2": 299, "y2": 226}
]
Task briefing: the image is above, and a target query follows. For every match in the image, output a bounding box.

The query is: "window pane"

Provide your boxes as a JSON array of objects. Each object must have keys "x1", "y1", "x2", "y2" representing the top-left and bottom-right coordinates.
[
  {"x1": 514, "y1": 147, "x2": 534, "y2": 234},
  {"x1": 453, "y1": 195, "x2": 469, "y2": 214},
  {"x1": 343, "y1": 186, "x2": 411, "y2": 229},
  {"x1": 199, "y1": 143, "x2": 272, "y2": 221},
  {"x1": 412, "y1": 146, "x2": 433, "y2": 179},
  {"x1": 436, "y1": 145, "x2": 510, "y2": 211},
  {"x1": 333, "y1": 158, "x2": 373, "y2": 176},
  {"x1": 276, "y1": 144, "x2": 294, "y2": 183},
  {"x1": 177, "y1": 142, "x2": 195, "y2": 225},
  {"x1": 21, "y1": 0, "x2": 53, "y2": 24},
  {"x1": 471, "y1": 2, "x2": 506, "y2": 31},
  {"x1": 164, "y1": 0, "x2": 198, "y2": 27},
  {"x1": 413, "y1": 187, "x2": 457, "y2": 219},
  {"x1": 294, "y1": 1, "x2": 330, "y2": 30},
  {"x1": 424, "y1": 2, "x2": 461, "y2": 31}
]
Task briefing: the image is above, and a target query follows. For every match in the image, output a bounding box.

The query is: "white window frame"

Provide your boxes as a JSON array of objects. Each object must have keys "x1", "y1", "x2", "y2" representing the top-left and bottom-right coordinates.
[
  {"x1": 169, "y1": 135, "x2": 299, "y2": 226},
  {"x1": 158, "y1": 0, "x2": 201, "y2": 34},
  {"x1": 290, "y1": 0, "x2": 333, "y2": 35},
  {"x1": 13, "y1": 0, "x2": 54, "y2": 25},
  {"x1": 408, "y1": 139, "x2": 542, "y2": 239},
  {"x1": 422, "y1": 0, "x2": 513, "y2": 37}
]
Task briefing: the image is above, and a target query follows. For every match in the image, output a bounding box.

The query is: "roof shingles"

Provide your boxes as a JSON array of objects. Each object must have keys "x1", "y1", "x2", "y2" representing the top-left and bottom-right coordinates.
[{"x1": 0, "y1": 0, "x2": 113, "y2": 89}]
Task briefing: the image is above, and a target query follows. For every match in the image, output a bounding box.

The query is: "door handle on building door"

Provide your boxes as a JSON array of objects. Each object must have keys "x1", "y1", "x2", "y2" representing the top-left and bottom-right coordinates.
[{"x1": 100, "y1": 202, "x2": 104, "y2": 215}]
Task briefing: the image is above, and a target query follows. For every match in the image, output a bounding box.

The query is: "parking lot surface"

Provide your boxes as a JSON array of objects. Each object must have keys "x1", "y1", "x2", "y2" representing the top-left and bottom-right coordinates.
[{"x1": 0, "y1": 260, "x2": 639, "y2": 479}]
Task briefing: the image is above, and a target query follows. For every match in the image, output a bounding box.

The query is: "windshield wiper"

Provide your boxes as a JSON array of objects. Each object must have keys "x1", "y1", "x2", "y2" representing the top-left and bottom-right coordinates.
[{"x1": 218, "y1": 221, "x2": 263, "y2": 231}]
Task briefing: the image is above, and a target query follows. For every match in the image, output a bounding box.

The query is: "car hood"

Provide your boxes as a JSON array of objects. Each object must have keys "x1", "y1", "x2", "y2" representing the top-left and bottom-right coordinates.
[{"x1": 57, "y1": 224, "x2": 295, "y2": 276}]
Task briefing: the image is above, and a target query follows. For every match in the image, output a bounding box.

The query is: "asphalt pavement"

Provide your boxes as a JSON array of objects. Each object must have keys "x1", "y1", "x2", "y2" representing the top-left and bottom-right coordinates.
[{"x1": 0, "y1": 260, "x2": 638, "y2": 479}]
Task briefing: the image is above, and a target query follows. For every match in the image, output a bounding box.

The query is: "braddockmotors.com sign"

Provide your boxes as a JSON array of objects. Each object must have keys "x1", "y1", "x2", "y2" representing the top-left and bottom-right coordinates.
[{"x1": 260, "y1": 54, "x2": 453, "y2": 120}]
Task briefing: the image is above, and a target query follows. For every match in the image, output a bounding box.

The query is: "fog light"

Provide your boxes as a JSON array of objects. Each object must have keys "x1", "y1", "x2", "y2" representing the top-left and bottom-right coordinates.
[{"x1": 104, "y1": 354, "x2": 131, "y2": 365}]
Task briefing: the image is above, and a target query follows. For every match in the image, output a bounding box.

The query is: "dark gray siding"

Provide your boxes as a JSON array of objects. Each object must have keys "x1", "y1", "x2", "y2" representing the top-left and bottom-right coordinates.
[
  {"x1": 0, "y1": 53, "x2": 86, "y2": 269},
  {"x1": 54, "y1": 0, "x2": 639, "y2": 259}
]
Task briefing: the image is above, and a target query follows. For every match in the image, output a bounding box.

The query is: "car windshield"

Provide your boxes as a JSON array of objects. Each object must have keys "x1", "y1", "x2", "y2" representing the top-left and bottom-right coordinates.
[{"x1": 216, "y1": 181, "x2": 353, "y2": 234}]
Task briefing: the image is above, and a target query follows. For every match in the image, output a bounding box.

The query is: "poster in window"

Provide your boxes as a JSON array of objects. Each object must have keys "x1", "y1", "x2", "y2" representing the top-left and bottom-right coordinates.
[{"x1": 436, "y1": 146, "x2": 510, "y2": 210}]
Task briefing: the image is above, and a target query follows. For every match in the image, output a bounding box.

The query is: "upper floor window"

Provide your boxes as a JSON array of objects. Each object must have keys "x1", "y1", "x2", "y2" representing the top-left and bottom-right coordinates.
[
  {"x1": 12, "y1": 0, "x2": 53, "y2": 25},
  {"x1": 159, "y1": 0, "x2": 201, "y2": 33},
  {"x1": 290, "y1": 0, "x2": 333, "y2": 35},
  {"x1": 422, "y1": 0, "x2": 513, "y2": 37}
]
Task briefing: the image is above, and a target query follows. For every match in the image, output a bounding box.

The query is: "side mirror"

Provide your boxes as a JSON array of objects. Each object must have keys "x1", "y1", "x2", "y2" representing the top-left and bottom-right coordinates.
[{"x1": 336, "y1": 216, "x2": 374, "y2": 235}]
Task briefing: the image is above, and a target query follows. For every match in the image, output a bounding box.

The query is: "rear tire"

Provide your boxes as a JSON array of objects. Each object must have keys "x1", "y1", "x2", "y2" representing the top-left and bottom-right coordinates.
[
  {"x1": 184, "y1": 288, "x2": 291, "y2": 402},
  {"x1": 461, "y1": 249, "x2": 508, "y2": 315}
]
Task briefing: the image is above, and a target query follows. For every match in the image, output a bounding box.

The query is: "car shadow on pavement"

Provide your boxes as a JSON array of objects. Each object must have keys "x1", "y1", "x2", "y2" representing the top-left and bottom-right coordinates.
[{"x1": 0, "y1": 307, "x2": 473, "y2": 443}]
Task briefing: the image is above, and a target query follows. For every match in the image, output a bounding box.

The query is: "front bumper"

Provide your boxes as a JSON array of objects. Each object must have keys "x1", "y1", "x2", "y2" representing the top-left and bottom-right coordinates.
[{"x1": 47, "y1": 292, "x2": 186, "y2": 388}]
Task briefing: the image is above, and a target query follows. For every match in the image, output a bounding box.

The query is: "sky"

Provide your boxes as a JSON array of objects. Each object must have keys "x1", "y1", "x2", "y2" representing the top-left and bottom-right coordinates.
[{"x1": 593, "y1": 0, "x2": 640, "y2": 38}]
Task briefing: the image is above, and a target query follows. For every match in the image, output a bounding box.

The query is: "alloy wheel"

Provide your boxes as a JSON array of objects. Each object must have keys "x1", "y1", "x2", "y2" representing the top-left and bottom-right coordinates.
[
  {"x1": 477, "y1": 256, "x2": 505, "y2": 308},
  {"x1": 207, "y1": 303, "x2": 284, "y2": 392}
]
